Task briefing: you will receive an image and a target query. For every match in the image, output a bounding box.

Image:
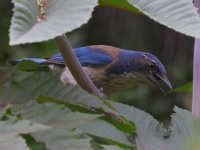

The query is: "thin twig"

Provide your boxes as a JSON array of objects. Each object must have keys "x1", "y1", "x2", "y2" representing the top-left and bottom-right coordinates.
[{"x1": 54, "y1": 34, "x2": 105, "y2": 98}]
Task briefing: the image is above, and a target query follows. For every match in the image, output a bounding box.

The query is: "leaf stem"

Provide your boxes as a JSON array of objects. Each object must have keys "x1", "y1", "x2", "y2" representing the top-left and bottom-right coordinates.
[
  {"x1": 192, "y1": 0, "x2": 200, "y2": 116},
  {"x1": 54, "y1": 34, "x2": 105, "y2": 98}
]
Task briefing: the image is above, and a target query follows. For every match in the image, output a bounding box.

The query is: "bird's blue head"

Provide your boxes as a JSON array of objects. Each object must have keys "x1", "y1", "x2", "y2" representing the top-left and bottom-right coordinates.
[{"x1": 132, "y1": 52, "x2": 172, "y2": 95}]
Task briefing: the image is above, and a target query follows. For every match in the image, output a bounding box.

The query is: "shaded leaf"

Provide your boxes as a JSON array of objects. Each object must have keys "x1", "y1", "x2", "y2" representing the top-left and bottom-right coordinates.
[
  {"x1": 0, "y1": 67, "x2": 15, "y2": 85},
  {"x1": 10, "y1": 0, "x2": 98, "y2": 45},
  {"x1": 127, "y1": 0, "x2": 200, "y2": 38},
  {"x1": 15, "y1": 60, "x2": 40, "y2": 71}
]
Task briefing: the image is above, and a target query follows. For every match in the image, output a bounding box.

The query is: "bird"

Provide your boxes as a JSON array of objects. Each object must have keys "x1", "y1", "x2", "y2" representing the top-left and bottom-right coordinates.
[{"x1": 9, "y1": 45, "x2": 172, "y2": 95}]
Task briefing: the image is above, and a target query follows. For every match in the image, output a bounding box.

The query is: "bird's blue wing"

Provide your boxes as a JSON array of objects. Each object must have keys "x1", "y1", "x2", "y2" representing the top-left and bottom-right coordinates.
[
  {"x1": 9, "y1": 46, "x2": 114, "y2": 67},
  {"x1": 51, "y1": 46, "x2": 114, "y2": 66}
]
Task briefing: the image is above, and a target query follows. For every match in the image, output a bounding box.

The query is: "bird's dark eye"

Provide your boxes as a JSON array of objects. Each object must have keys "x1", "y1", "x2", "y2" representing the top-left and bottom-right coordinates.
[{"x1": 149, "y1": 63, "x2": 155, "y2": 68}]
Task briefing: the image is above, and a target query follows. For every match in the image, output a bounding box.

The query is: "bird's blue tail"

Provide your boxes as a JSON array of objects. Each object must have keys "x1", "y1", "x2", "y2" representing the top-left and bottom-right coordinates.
[
  {"x1": 8, "y1": 58, "x2": 47, "y2": 65},
  {"x1": 8, "y1": 58, "x2": 54, "y2": 71}
]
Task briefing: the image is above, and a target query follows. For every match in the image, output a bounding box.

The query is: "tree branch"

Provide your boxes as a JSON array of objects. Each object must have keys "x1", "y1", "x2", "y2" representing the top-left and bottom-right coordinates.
[{"x1": 54, "y1": 34, "x2": 105, "y2": 98}]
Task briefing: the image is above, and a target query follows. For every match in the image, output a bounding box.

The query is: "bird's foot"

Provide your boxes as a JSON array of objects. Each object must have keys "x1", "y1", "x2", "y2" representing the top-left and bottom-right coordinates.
[{"x1": 99, "y1": 87, "x2": 107, "y2": 99}]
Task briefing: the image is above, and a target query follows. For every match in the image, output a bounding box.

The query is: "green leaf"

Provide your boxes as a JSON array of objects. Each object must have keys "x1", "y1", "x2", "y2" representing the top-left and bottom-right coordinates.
[
  {"x1": 3, "y1": 69, "x2": 200, "y2": 149},
  {"x1": 78, "y1": 119, "x2": 136, "y2": 149},
  {"x1": 0, "y1": 67, "x2": 15, "y2": 85},
  {"x1": 0, "y1": 70, "x2": 98, "y2": 108},
  {"x1": 102, "y1": 145, "x2": 125, "y2": 150},
  {"x1": 168, "y1": 106, "x2": 200, "y2": 150},
  {"x1": 34, "y1": 129, "x2": 93, "y2": 150},
  {"x1": 21, "y1": 134, "x2": 47, "y2": 150},
  {"x1": 12, "y1": 102, "x2": 102, "y2": 150},
  {"x1": 13, "y1": 102, "x2": 103, "y2": 129},
  {"x1": 99, "y1": 0, "x2": 141, "y2": 14},
  {"x1": 0, "y1": 70, "x2": 129, "y2": 128},
  {"x1": 171, "y1": 82, "x2": 192, "y2": 92},
  {"x1": 15, "y1": 60, "x2": 40, "y2": 71},
  {"x1": 0, "y1": 107, "x2": 50, "y2": 150},
  {"x1": 127, "y1": 0, "x2": 200, "y2": 39},
  {"x1": 36, "y1": 95, "x2": 97, "y2": 114},
  {"x1": 9, "y1": 0, "x2": 98, "y2": 45},
  {"x1": 110, "y1": 102, "x2": 200, "y2": 150},
  {"x1": 36, "y1": 95, "x2": 136, "y2": 135},
  {"x1": 110, "y1": 101, "x2": 166, "y2": 150},
  {"x1": 96, "y1": 96, "x2": 136, "y2": 132},
  {"x1": 79, "y1": 101, "x2": 165, "y2": 149},
  {"x1": 0, "y1": 69, "x2": 136, "y2": 149},
  {"x1": 0, "y1": 70, "x2": 102, "y2": 107}
]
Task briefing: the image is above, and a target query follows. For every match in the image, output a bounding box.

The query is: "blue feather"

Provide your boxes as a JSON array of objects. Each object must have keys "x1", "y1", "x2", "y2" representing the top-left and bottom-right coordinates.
[
  {"x1": 106, "y1": 49, "x2": 139, "y2": 74},
  {"x1": 14, "y1": 58, "x2": 47, "y2": 63},
  {"x1": 10, "y1": 46, "x2": 114, "y2": 67},
  {"x1": 51, "y1": 47, "x2": 113, "y2": 66}
]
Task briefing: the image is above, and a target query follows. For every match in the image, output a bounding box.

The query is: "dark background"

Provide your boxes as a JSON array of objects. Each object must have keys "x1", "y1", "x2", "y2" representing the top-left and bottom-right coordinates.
[{"x1": 0, "y1": 1, "x2": 194, "y2": 125}]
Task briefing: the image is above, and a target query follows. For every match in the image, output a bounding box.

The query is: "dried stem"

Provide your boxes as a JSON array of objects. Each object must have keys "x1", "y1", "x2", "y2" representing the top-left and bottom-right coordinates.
[{"x1": 54, "y1": 34, "x2": 105, "y2": 98}]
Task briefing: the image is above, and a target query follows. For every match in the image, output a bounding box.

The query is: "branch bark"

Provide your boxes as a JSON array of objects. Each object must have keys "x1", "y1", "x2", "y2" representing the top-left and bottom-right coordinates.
[
  {"x1": 192, "y1": 0, "x2": 200, "y2": 117},
  {"x1": 54, "y1": 34, "x2": 105, "y2": 98}
]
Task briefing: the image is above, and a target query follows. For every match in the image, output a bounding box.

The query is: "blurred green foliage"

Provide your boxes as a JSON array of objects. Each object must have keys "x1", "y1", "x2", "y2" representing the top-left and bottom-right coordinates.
[
  {"x1": 171, "y1": 82, "x2": 192, "y2": 92},
  {"x1": 0, "y1": 1, "x2": 194, "y2": 123},
  {"x1": 99, "y1": 0, "x2": 142, "y2": 13}
]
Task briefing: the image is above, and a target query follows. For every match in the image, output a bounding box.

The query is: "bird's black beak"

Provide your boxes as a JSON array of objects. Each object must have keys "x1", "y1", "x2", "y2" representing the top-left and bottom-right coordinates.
[{"x1": 148, "y1": 74, "x2": 172, "y2": 95}]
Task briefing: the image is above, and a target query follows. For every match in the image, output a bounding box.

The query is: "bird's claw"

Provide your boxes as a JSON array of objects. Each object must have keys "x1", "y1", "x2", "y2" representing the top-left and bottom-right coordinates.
[{"x1": 99, "y1": 87, "x2": 107, "y2": 99}]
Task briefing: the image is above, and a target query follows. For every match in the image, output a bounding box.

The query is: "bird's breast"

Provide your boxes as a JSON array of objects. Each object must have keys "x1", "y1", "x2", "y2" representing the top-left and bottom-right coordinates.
[
  {"x1": 93, "y1": 72, "x2": 152, "y2": 95},
  {"x1": 60, "y1": 66, "x2": 153, "y2": 95}
]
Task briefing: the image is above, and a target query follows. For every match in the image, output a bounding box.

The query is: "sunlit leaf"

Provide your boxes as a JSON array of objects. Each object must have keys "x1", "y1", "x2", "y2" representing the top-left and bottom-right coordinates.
[
  {"x1": 9, "y1": 0, "x2": 98, "y2": 45},
  {"x1": 127, "y1": 0, "x2": 200, "y2": 38}
]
